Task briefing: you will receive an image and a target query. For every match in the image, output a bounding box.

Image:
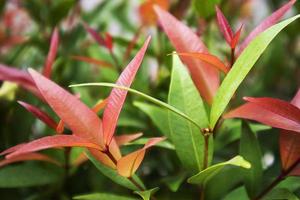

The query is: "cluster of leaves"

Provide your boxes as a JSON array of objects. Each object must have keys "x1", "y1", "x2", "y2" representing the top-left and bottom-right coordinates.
[{"x1": 0, "y1": 0, "x2": 299, "y2": 200}]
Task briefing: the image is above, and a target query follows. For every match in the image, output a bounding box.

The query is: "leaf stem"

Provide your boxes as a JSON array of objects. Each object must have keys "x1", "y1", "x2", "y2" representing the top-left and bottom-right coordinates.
[
  {"x1": 128, "y1": 176, "x2": 145, "y2": 191},
  {"x1": 230, "y1": 47, "x2": 235, "y2": 67},
  {"x1": 253, "y1": 158, "x2": 300, "y2": 200}
]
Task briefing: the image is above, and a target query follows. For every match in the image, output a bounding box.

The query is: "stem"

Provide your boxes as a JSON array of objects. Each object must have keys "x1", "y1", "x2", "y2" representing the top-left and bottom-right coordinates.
[
  {"x1": 203, "y1": 133, "x2": 210, "y2": 169},
  {"x1": 128, "y1": 176, "x2": 145, "y2": 191},
  {"x1": 104, "y1": 147, "x2": 118, "y2": 165},
  {"x1": 253, "y1": 158, "x2": 300, "y2": 200},
  {"x1": 230, "y1": 47, "x2": 235, "y2": 67}
]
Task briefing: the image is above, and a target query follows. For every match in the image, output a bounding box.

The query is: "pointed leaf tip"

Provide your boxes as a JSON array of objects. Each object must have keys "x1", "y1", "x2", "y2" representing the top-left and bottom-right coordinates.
[
  {"x1": 102, "y1": 37, "x2": 151, "y2": 146},
  {"x1": 215, "y1": 6, "x2": 233, "y2": 45}
]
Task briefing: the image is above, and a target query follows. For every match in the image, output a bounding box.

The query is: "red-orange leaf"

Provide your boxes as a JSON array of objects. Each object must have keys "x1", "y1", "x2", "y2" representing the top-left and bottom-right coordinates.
[
  {"x1": 231, "y1": 24, "x2": 243, "y2": 49},
  {"x1": 56, "y1": 120, "x2": 64, "y2": 134},
  {"x1": 139, "y1": 0, "x2": 169, "y2": 25},
  {"x1": 0, "y1": 152, "x2": 60, "y2": 168},
  {"x1": 117, "y1": 137, "x2": 165, "y2": 177},
  {"x1": 224, "y1": 103, "x2": 300, "y2": 132},
  {"x1": 92, "y1": 98, "x2": 108, "y2": 113},
  {"x1": 115, "y1": 133, "x2": 143, "y2": 146},
  {"x1": 177, "y1": 52, "x2": 230, "y2": 74},
  {"x1": 102, "y1": 36, "x2": 151, "y2": 146},
  {"x1": 238, "y1": 0, "x2": 296, "y2": 54},
  {"x1": 71, "y1": 56, "x2": 113, "y2": 68},
  {"x1": 154, "y1": 6, "x2": 219, "y2": 104},
  {"x1": 28, "y1": 69, "x2": 105, "y2": 148},
  {"x1": 5, "y1": 135, "x2": 102, "y2": 159},
  {"x1": 215, "y1": 6, "x2": 233, "y2": 45},
  {"x1": 18, "y1": 101, "x2": 57, "y2": 130},
  {"x1": 244, "y1": 97, "x2": 300, "y2": 125},
  {"x1": 43, "y1": 28, "x2": 59, "y2": 78}
]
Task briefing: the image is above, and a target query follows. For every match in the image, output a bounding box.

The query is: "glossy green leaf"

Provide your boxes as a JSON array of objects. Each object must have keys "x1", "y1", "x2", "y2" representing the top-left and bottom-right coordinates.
[
  {"x1": 134, "y1": 187, "x2": 159, "y2": 200},
  {"x1": 0, "y1": 163, "x2": 63, "y2": 188},
  {"x1": 240, "y1": 121, "x2": 263, "y2": 198},
  {"x1": 168, "y1": 54, "x2": 210, "y2": 172},
  {"x1": 74, "y1": 193, "x2": 137, "y2": 200},
  {"x1": 224, "y1": 187, "x2": 249, "y2": 200},
  {"x1": 134, "y1": 101, "x2": 170, "y2": 138},
  {"x1": 210, "y1": 14, "x2": 300, "y2": 128},
  {"x1": 125, "y1": 138, "x2": 175, "y2": 150},
  {"x1": 188, "y1": 156, "x2": 251, "y2": 185},
  {"x1": 86, "y1": 151, "x2": 145, "y2": 191}
]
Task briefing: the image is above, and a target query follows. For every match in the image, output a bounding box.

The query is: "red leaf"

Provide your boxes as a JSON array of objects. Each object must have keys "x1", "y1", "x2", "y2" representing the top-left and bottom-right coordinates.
[
  {"x1": 244, "y1": 97, "x2": 300, "y2": 125},
  {"x1": 104, "y1": 32, "x2": 113, "y2": 51},
  {"x1": 0, "y1": 152, "x2": 60, "y2": 168},
  {"x1": 154, "y1": 6, "x2": 219, "y2": 104},
  {"x1": 18, "y1": 101, "x2": 57, "y2": 130},
  {"x1": 230, "y1": 24, "x2": 243, "y2": 49},
  {"x1": 56, "y1": 120, "x2": 64, "y2": 134},
  {"x1": 0, "y1": 143, "x2": 26, "y2": 156},
  {"x1": 115, "y1": 133, "x2": 143, "y2": 146},
  {"x1": 215, "y1": 6, "x2": 233, "y2": 45},
  {"x1": 43, "y1": 28, "x2": 59, "y2": 78},
  {"x1": 71, "y1": 56, "x2": 113, "y2": 68},
  {"x1": 117, "y1": 137, "x2": 165, "y2": 177},
  {"x1": 224, "y1": 103, "x2": 300, "y2": 132},
  {"x1": 0, "y1": 64, "x2": 43, "y2": 100},
  {"x1": 83, "y1": 23, "x2": 106, "y2": 47},
  {"x1": 102, "y1": 37, "x2": 151, "y2": 146},
  {"x1": 176, "y1": 52, "x2": 230, "y2": 73},
  {"x1": 238, "y1": 0, "x2": 296, "y2": 54},
  {"x1": 5, "y1": 135, "x2": 102, "y2": 159},
  {"x1": 280, "y1": 89, "x2": 300, "y2": 172},
  {"x1": 28, "y1": 69, "x2": 105, "y2": 148}
]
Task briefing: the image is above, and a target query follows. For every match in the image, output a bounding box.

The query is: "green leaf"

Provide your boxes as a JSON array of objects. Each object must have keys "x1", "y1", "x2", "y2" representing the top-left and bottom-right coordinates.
[
  {"x1": 168, "y1": 55, "x2": 210, "y2": 172},
  {"x1": 86, "y1": 152, "x2": 145, "y2": 191},
  {"x1": 126, "y1": 138, "x2": 175, "y2": 150},
  {"x1": 73, "y1": 193, "x2": 137, "y2": 200},
  {"x1": 264, "y1": 188, "x2": 299, "y2": 200},
  {"x1": 188, "y1": 156, "x2": 251, "y2": 185},
  {"x1": 70, "y1": 83, "x2": 202, "y2": 130},
  {"x1": 210, "y1": 14, "x2": 300, "y2": 128},
  {"x1": 240, "y1": 121, "x2": 263, "y2": 198},
  {"x1": 162, "y1": 173, "x2": 187, "y2": 192},
  {"x1": 224, "y1": 187, "x2": 249, "y2": 200},
  {"x1": 192, "y1": 0, "x2": 221, "y2": 18},
  {"x1": 134, "y1": 101, "x2": 171, "y2": 138},
  {"x1": 50, "y1": 0, "x2": 76, "y2": 27},
  {"x1": 0, "y1": 163, "x2": 63, "y2": 188},
  {"x1": 134, "y1": 187, "x2": 159, "y2": 200}
]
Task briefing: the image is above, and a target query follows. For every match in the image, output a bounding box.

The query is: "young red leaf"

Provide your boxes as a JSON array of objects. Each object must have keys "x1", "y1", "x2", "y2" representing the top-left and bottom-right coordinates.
[
  {"x1": 117, "y1": 137, "x2": 165, "y2": 177},
  {"x1": 104, "y1": 32, "x2": 113, "y2": 51},
  {"x1": 5, "y1": 135, "x2": 102, "y2": 159},
  {"x1": 238, "y1": 0, "x2": 296, "y2": 54},
  {"x1": 71, "y1": 56, "x2": 113, "y2": 68},
  {"x1": 0, "y1": 152, "x2": 60, "y2": 168},
  {"x1": 215, "y1": 6, "x2": 233, "y2": 45},
  {"x1": 28, "y1": 69, "x2": 105, "y2": 148},
  {"x1": 139, "y1": 0, "x2": 170, "y2": 25},
  {"x1": 102, "y1": 36, "x2": 151, "y2": 146},
  {"x1": 176, "y1": 52, "x2": 230, "y2": 73},
  {"x1": 18, "y1": 101, "x2": 57, "y2": 130},
  {"x1": 0, "y1": 143, "x2": 26, "y2": 156},
  {"x1": 0, "y1": 64, "x2": 43, "y2": 100},
  {"x1": 43, "y1": 28, "x2": 59, "y2": 78},
  {"x1": 231, "y1": 24, "x2": 243, "y2": 49},
  {"x1": 115, "y1": 133, "x2": 143, "y2": 146},
  {"x1": 83, "y1": 23, "x2": 106, "y2": 47},
  {"x1": 56, "y1": 120, "x2": 64, "y2": 134},
  {"x1": 244, "y1": 97, "x2": 300, "y2": 124},
  {"x1": 154, "y1": 6, "x2": 219, "y2": 104},
  {"x1": 224, "y1": 102, "x2": 300, "y2": 132}
]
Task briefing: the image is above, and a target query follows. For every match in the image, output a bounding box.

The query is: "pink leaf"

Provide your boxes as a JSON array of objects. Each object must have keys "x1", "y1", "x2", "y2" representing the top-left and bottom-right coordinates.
[
  {"x1": 0, "y1": 143, "x2": 26, "y2": 156},
  {"x1": 238, "y1": 0, "x2": 296, "y2": 54},
  {"x1": 28, "y1": 69, "x2": 105, "y2": 148},
  {"x1": 115, "y1": 133, "x2": 143, "y2": 146},
  {"x1": 117, "y1": 137, "x2": 165, "y2": 177},
  {"x1": 244, "y1": 97, "x2": 300, "y2": 124},
  {"x1": 102, "y1": 37, "x2": 151, "y2": 146},
  {"x1": 43, "y1": 28, "x2": 59, "y2": 78},
  {"x1": 215, "y1": 6, "x2": 233, "y2": 45},
  {"x1": 6, "y1": 135, "x2": 102, "y2": 159},
  {"x1": 154, "y1": 6, "x2": 219, "y2": 104},
  {"x1": 83, "y1": 23, "x2": 106, "y2": 47},
  {"x1": 0, "y1": 152, "x2": 60, "y2": 168},
  {"x1": 18, "y1": 101, "x2": 57, "y2": 130},
  {"x1": 224, "y1": 103, "x2": 300, "y2": 132}
]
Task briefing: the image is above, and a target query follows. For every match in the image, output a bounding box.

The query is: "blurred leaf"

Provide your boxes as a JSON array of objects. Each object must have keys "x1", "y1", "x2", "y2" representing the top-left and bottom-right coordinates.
[
  {"x1": 86, "y1": 151, "x2": 144, "y2": 191},
  {"x1": 162, "y1": 173, "x2": 186, "y2": 192},
  {"x1": 0, "y1": 163, "x2": 63, "y2": 188},
  {"x1": 192, "y1": 0, "x2": 221, "y2": 18},
  {"x1": 134, "y1": 101, "x2": 170, "y2": 138},
  {"x1": 264, "y1": 188, "x2": 299, "y2": 200},
  {"x1": 50, "y1": 0, "x2": 76, "y2": 27},
  {"x1": 224, "y1": 187, "x2": 249, "y2": 200},
  {"x1": 188, "y1": 156, "x2": 251, "y2": 185},
  {"x1": 74, "y1": 193, "x2": 137, "y2": 200},
  {"x1": 134, "y1": 187, "x2": 159, "y2": 200},
  {"x1": 168, "y1": 55, "x2": 210, "y2": 172},
  {"x1": 125, "y1": 138, "x2": 174, "y2": 150},
  {"x1": 239, "y1": 121, "x2": 263, "y2": 198},
  {"x1": 210, "y1": 14, "x2": 300, "y2": 129},
  {"x1": 0, "y1": 82, "x2": 17, "y2": 101}
]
